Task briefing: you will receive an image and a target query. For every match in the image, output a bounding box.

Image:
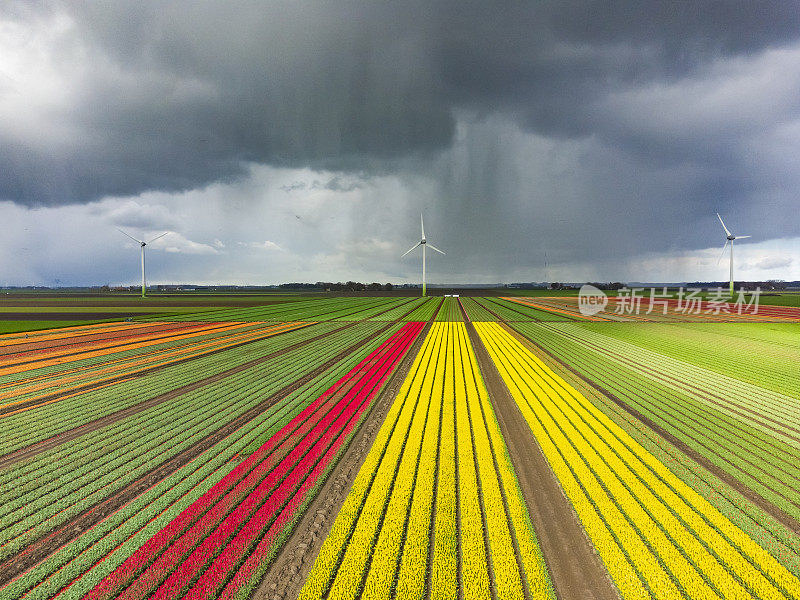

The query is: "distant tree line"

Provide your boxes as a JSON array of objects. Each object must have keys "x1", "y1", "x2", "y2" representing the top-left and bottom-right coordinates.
[
  {"x1": 279, "y1": 281, "x2": 394, "y2": 291},
  {"x1": 583, "y1": 282, "x2": 626, "y2": 290},
  {"x1": 547, "y1": 282, "x2": 625, "y2": 290}
]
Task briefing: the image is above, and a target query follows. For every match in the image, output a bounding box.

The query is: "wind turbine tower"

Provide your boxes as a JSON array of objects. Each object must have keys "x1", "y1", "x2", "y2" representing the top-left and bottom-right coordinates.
[
  {"x1": 716, "y1": 213, "x2": 750, "y2": 296},
  {"x1": 402, "y1": 215, "x2": 445, "y2": 297},
  {"x1": 117, "y1": 230, "x2": 170, "y2": 298}
]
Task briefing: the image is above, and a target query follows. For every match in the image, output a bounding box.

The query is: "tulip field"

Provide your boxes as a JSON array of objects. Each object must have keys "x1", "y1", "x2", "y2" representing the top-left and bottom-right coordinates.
[
  {"x1": 0, "y1": 293, "x2": 798, "y2": 600},
  {"x1": 298, "y1": 322, "x2": 552, "y2": 600}
]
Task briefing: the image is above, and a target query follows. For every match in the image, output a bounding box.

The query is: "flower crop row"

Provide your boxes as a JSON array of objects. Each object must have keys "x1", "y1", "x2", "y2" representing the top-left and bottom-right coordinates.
[
  {"x1": 0, "y1": 323, "x2": 383, "y2": 577},
  {"x1": 510, "y1": 321, "x2": 800, "y2": 567},
  {"x1": 0, "y1": 324, "x2": 211, "y2": 396},
  {"x1": 502, "y1": 296, "x2": 598, "y2": 321},
  {"x1": 0, "y1": 320, "x2": 296, "y2": 409},
  {"x1": 0, "y1": 321, "x2": 277, "y2": 390},
  {"x1": 0, "y1": 321, "x2": 176, "y2": 353},
  {"x1": 299, "y1": 322, "x2": 553, "y2": 600},
  {"x1": 476, "y1": 297, "x2": 566, "y2": 322},
  {"x1": 539, "y1": 322, "x2": 800, "y2": 453},
  {"x1": 434, "y1": 297, "x2": 463, "y2": 322},
  {"x1": 85, "y1": 321, "x2": 424, "y2": 600},
  {"x1": 0, "y1": 321, "x2": 352, "y2": 455},
  {"x1": 578, "y1": 321, "x2": 800, "y2": 399},
  {"x1": 475, "y1": 321, "x2": 800, "y2": 600},
  {"x1": 402, "y1": 297, "x2": 442, "y2": 322},
  {"x1": 0, "y1": 321, "x2": 307, "y2": 408},
  {"x1": 368, "y1": 297, "x2": 428, "y2": 321},
  {"x1": 0, "y1": 320, "x2": 264, "y2": 380},
  {"x1": 458, "y1": 297, "x2": 498, "y2": 322},
  {"x1": 151, "y1": 297, "x2": 411, "y2": 323},
  {"x1": 0, "y1": 324, "x2": 401, "y2": 600}
]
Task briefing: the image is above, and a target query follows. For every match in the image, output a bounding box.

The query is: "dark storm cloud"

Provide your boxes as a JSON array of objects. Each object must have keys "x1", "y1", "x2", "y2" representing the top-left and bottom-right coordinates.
[
  {"x1": 3, "y1": 0, "x2": 800, "y2": 207},
  {"x1": 311, "y1": 177, "x2": 364, "y2": 192}
]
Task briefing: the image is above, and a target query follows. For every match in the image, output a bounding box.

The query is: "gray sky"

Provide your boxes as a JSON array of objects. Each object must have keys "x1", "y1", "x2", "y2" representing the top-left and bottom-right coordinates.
[{"x1": 2, "y1": 1, "x2": 799, "y2": 286}]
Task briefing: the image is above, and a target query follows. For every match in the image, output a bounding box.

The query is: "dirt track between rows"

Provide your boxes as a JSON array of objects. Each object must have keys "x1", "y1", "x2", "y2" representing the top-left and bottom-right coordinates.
[{"x1": 462, "y1": 311, "x2": 620, "y2": 600}]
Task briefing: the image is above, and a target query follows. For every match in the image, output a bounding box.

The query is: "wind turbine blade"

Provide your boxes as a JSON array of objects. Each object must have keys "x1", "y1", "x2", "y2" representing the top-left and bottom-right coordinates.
[
  {"x1": 117, "y1": 228, "x2": 142, "y2": 244},
  {"x1": 427, "y1": 243, "x2": 446, "y2": 255},
  {"x1": 401, "y1": 242, "x2": 421, "y2": 257},
  {"x1": 736, "y1": 235, "x2": 751, "y2": 239},
  {"x1": 420, "y1": 214, "x2": 425, "y2": 240},
  {"x1": 717, "y1": 240, "x2": 728, "y2": 265},
  {"x1": 147, "y1": 231, "x2": 170, "y2": 244},
  {"x1": 716, "y1": 213, "x2": 732, "y2": 237}
]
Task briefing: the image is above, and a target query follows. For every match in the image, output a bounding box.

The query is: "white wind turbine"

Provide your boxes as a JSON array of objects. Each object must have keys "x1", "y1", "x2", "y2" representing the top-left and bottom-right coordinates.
[
  {"x1": 716, "y1": 213, "x2": 750, "y2": 296},
  {"x1": 401, "y1": 215, "x2": 445, "y2": 297},
  {"x1": 117, "y1": 229, "x2": 170, "y2": 298}
]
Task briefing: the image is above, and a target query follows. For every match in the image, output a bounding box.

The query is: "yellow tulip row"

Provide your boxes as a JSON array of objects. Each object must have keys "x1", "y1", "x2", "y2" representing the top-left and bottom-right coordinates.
[
  {"x1": 430, "y1": 324, "x2": 457, "y2": 599},
  {"x1": 463, "y1": 326, "x2": 553, "y2": 600},
  {"x1": 388, "y1": 320, "x2": 446, "y2": 600},
  {"x1": 475, "y1": 322, "x2": 800, "y2": 600},
  {"x1": 299, "y1": 323, "x2": 553, "y2": 599},
  {"x1": 452, "y1": 322, "x2": 492, "y2": 599},
  {"x1": 297, "y1": 321, "x2": 440, "y2": 600}
]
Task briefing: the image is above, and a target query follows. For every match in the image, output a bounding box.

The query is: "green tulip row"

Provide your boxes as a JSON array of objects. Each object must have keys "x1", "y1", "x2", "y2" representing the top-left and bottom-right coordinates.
[
  {"x1": 0, "y1": 324, "x2": 400, "y2": 600},
  {"x1": 0, "y1": 322, "x2": 345, "y2": 454}
]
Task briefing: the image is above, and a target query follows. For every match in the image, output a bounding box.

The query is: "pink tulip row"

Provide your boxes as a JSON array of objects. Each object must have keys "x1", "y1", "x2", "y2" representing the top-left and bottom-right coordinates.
[{"x1": 88, "y1": 321, "x2": 424, "y2": 600}]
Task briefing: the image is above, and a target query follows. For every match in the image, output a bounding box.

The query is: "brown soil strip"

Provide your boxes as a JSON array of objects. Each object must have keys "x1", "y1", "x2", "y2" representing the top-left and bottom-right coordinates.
[
  {"x1": 511, "y1": 326, "x2": 800, "y2": 535},
  {"x1": 252, "y1": 322, "x2": 432, "y2": 600},
  {"x1": 0, "y1": 323, "x2": 355, "y2": 469},
  {"x1": 0, "y1": 323, "x2": 317, "y2": 419},
  {"x1": 0, "y1": 320, "x2": 400, "y2": 586},
  {"x1": 466, "y1": 321, "x2": 620, "y2": 600}
]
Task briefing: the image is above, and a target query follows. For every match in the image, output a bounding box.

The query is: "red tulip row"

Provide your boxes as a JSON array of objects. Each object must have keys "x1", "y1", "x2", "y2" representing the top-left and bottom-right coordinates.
[{"x1": 87, "y1": 321, "x2": 424, "y2": 600}]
